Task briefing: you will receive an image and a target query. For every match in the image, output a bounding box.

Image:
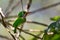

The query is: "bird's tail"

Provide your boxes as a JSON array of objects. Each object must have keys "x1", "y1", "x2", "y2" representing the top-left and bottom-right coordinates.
[{"x1": 14, "y1": 28, "x2": 17, "y2": 33}]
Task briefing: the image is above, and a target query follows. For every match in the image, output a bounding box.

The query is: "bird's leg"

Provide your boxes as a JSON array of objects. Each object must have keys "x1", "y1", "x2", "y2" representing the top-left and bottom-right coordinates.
[{"x1": 14, "y1": 30, "x2": 20, "y2": 40}]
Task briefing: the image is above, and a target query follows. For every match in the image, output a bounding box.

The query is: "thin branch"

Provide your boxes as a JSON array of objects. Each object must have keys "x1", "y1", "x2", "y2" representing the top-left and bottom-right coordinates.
[
  {"x1": 0, "y1": 11, "x2": 16, "y2": 40},
  {"x1": 4, "y1": 0, "x2": 14, "y2": 14},
  {"x1": 4, "y1": 2, "x2": 60, "y2": 19},
  {"x1": 26, "y1": 0, "x2": 32, "y2": 11},
  {"x1": 32, "y1": 32, "x2": 43, "y2": 40},
  {"x1": 21, "y1": 0, "x2": 24, "y2": 11},
  {"x1": 19, "y1": 24, "x2": 24, "y2": 33},
  {"x1": 4, "y1": 19, "x2": 48, "y2": 27},
  {"x1": 0, "y1": 12, "x2": 7, "y2": 28},
  {"x1": 19, "y1": 35, "x2": 25, "y2": 40},
  {"x1": 0, "y1": 35, "x2": 12, "y2": 40},
  {"x1": 4, "y1": 2, "x2": 60, "y2": 18},
  {"x1": 24, "y1": 29, "x2": 43, "y2": 32},
  {"x1": 0, "y1": 19, "x2": 44, "y2": 32},
  {"x1": 0, "y1": 19, "x2": 45, "y2": 32},
  {"x1": 8, "y1": 30, "x2": 16, "y2": 40},
  {"x1": 5, "y1": 15, "x2": 17, "y2": 19},
  {"x1": 26, "y1": 21, "x2": 48, "y2": 27},
  {"x1": 4, "y1": 22, "x2": 42, "y2": 39},
  {"x1": 1, "y1": 21, "x2": 44, "y2": 32},
  {"x1": 3, "y1": 0, "x2": 32, "y2": 19},
  {"x1": 4, "y1": 21, "x2": 44, "y2": 33},
  {"x1": 5, "y1": 0, "x2": 21, "y2": 17},
  {"x1": 23, "y1": 0, "x2": 32, "y2": 18},
  {"x1": 17, "y1": 28, "x2": 42, "y2": 39},
  {"x1": 29, "y1": 2, "x2": 60, "y2": 15}
]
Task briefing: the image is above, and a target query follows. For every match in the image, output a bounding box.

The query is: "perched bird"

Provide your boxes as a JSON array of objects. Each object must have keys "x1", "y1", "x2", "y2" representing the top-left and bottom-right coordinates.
[{"x1": 13, "y1": 11, "x2": 26, "y2": 33}]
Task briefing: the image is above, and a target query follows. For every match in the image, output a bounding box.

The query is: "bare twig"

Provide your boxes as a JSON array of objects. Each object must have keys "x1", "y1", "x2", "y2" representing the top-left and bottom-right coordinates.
[
  {"x1": 19, "y1": 0, "x2": 32, "y2": 36},
  {"x1": 21, "y1": 0, "x2": 24, "y2": 11},
  {"x1": 23, "y1": 0, "x2": 32, "y2": 18},
  {"x1": 4, "y1": 19, "x2": 48, "y2": 27},
  {"x1": 29, "y1": 2, "x2": 60, "y2": 15},
  {"x1": 0, "y1": 12, "x2": 7, "y2": 28},
  {"x1": 24, "y1": 29, "x2": 43, "y2": 32},
  {"x1": 5, "y1": 19, "x2": 48, "y2": 27},
  {"x1": 26, "y1": 0, "x2": 32, "y2": 11},
  {"x1": 5, "y1": 15, "x2": 17, "y2": 19},
  {"x1": 0, "y1": 35, "x2": 12, "y2": 40},
  {"x1": 0, "y1": 10, "x2": 16, "y2": 40},
  {"x1": 19, "y1": 24, "x2": 24, "y2": 33},
  {"x1": 32, "y1": 32, "x2": 43, "y2": 40},
  {"x1": 19, "y1": 35, "x2": 25, "y2": 40},
  {"x1": 3, "y1": 21, "x2": 44, "y2": 33},
  {"x1": 0, "y1": 20, "x2": 44, "y2": 32},
  {"x1": 8, "y1": 30, "x2": 16, "y2": 40},
  {"x1": 26, "y1": 21, "x2": 48, "y2": 27},
  {"x1": 5, "y1": 0, "x2": 21, "y2": 17},
  {"x1": 4, "y1": 2, "x2": 60, "y2": 19},
  {"x1": 17, "y1": 28, "x2": 42, "y2": 39},
  {"x1": 3, "y1": 22, "x2": 42, "y2": 39},
  {"x1": 5, "y1": 0, "x2": 14, "y2": 13}
]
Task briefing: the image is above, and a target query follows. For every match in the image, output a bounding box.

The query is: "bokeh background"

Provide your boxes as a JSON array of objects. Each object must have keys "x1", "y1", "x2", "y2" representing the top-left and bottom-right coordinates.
[{"x1": 0, "y1": 0, "x2": 60, "y2": 40}]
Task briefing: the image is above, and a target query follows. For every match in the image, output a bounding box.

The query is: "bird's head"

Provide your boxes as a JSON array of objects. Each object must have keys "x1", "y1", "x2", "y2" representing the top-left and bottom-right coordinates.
[{"x1": 18, "y1": 11, "x2": 26, "y2": 17}]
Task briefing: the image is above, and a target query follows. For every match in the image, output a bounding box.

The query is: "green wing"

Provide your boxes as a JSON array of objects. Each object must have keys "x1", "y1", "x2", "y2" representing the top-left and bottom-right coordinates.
[{"x1": 13, "y1": 17, "x2": 26, "y2": 33}]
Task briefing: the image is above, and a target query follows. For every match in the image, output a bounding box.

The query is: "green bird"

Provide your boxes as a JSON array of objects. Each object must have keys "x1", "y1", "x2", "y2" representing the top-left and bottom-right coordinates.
[
  {"x1": 13, "y1": 11, "x2": 26, "y2": 33},
  {"x1": 50, "y1": 16, "x2": 60, "y2": 21}
]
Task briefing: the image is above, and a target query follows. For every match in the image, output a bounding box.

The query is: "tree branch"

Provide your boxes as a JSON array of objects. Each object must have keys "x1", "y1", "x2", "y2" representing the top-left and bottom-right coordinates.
[
  {"x1": 3, "y1": 19, "x2": 48, "y2": 27},
  {"x1": 23, "y1": 0, "x2": 32, "y2": 18},
  {"x1": 5, "y1": 0, "x2": 21, "y2": 17},
  {"x1": 26, "y1": 0, "x2": 32, "y2": 11},
  {"x1": 19, "y1": 35, "x2": 25, "y2": 40},
  {"x1": 17, "y1": 28, "x2": 42, "y2": 39},
  {"x1": 26, "y1": 21, "x2": 48, "y2": 27},
  {"x1": 29, "y1": 2, "x2": 60, "y2": 15},
  {"x1": 3, "y1": 21, "x2": 42, "y2": 39},
  {"x1": 0, "y1": 35, "x2": 12, "y2": 40},
  {"x1": 4, "y1": 0, "x2": 14, "y2": 14},
  {"x1": 0, "y1": 10, "x2": 16, "y2": 40}
]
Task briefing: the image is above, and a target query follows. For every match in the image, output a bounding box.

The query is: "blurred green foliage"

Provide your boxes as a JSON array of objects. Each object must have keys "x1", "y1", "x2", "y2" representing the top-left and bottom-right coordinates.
[{"x1": 43, "y1": 16, "x2": 60, "y2": 40}]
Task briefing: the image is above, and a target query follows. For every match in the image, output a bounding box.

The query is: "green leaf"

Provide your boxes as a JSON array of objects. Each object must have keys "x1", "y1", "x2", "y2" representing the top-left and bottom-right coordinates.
[
  {"x1": 32, "y1": 37, "x2": 37, "y2": 40},
  {"x1": 43, "y1": 32, "x2": 60, "y2": 40},
  {"x1": 43, "y1": 33, "x2": 52, "y2": 40},
  {"x1": 43, "y1": 20, "x2": 60, "y2": 40},
  {"x1": 50, "y1": 16, "x2": 60, "y2": 21},
  {"x1": 51, "y1": 33, "x2": 60, "y2": 40},
  {"x1": 18, "y1": 11, "x2": 26, "y2": 17}
]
